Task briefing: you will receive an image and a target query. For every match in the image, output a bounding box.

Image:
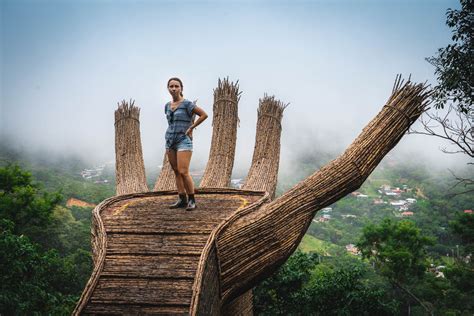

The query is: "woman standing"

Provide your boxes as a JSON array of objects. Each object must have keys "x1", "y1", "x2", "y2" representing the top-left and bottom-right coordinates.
[{"x1": 165, "y1": 77, "x2": 208, "y2": 210}]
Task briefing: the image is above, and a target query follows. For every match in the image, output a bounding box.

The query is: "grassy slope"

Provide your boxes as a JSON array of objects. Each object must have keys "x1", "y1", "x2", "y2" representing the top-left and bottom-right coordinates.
[{"x1": 298, "y1": 234, "x2": 345, "y2": 256}]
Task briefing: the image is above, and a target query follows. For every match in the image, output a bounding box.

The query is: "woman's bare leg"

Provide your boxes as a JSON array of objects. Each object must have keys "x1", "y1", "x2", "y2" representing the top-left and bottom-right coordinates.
[
  {"x1": 177, "y1": 151, "x2": 194, "y2": 194},
  {"x1": 167, "y1": 149, "x2": 186, "y2": 193}
]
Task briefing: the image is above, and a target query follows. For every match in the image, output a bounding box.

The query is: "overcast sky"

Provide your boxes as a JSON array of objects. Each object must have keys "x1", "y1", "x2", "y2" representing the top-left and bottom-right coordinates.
[{"x1": 1, "y1": 0, "x2": 468, "y2": 176}]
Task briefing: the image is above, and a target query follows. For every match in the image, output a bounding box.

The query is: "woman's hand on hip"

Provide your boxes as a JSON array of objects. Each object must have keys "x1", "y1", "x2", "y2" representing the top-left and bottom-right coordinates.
[{"x1": 186, "y1": 127, "x2": 193, "y2": 139}]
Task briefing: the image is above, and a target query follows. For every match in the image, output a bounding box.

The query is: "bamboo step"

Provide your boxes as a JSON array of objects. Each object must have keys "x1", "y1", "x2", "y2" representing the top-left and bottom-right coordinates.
[
  {"x1": 102, "y1": 254, "x2": 200, "y2": 279},
  {"x1": 107, "y1": 233, "x2": 209, "y2": 255},
  {"x1": 84, "y1": 303, "x2": 189, "y2": 315}
]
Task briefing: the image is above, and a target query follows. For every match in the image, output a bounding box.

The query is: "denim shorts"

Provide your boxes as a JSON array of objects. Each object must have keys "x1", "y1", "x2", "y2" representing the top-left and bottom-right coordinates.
[{"x1": 166, "y1": 134, "x2": 193, "y2": 152}]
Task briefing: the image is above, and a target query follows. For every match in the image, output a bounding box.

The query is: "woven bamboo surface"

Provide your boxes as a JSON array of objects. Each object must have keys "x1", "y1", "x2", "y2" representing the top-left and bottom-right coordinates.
[
  {"x1": 212, "y1": 76, "x2": 431, "y2": 303},
  {"x1": 191, "y1": 96, "x2": 286, "y2": 315},
  {"x1": 219, "y1": 95, "x2": 287, "y2": 315},
  {"x1": 200, "y1": 78, "x2": 241, "y2": 187},
  {"x1": 243, "y1": 95, "x2": 288, "y2": 198},
  {"x1": 154, "y1": 153, "x2": 177, "y2": 191},
  {"x1": 114, "y1": 100, "x2": 148, "y2": 195},
  {"x1": 73, "y1": 189, "x2": 266, "y2": 315}
]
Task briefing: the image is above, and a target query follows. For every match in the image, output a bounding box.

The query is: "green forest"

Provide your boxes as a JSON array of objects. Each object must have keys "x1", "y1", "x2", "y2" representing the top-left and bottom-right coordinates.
[{"x1": 0, "y1": 141, "x2": 472, "y2": 315}]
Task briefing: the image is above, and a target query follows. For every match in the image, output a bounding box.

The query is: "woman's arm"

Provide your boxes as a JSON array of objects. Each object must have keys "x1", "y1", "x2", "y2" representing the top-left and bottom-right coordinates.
[{"x1": 186, "y1": 106, "x2": 208, "y2": 136}]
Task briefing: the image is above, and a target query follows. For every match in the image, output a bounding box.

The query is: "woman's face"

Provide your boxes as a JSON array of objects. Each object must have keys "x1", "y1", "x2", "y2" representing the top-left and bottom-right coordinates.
[{"x1": 168, "y1": 80, "x2": 182, "y2": 98}]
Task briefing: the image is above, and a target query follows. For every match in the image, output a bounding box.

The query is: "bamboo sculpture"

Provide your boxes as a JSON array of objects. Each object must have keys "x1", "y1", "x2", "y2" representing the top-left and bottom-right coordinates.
[
  {"x1": 223, "y1": 96, "x2": 287, "y2": 315},
  {"x1": 75, "y1": 76, "x2": 431, "y2": 315},
  {"x1": 153, "y1": 153, "x2": 176, "y2": 191},
  {"x1": 190, "y1": 76, "x2": 431, "y2": 312},
  {"x1": 114, "y1": 100, "x2": 148, "y2": 195},
  {"x1": 243, "y1": 95, "x2": 288, "y2": 197},
  {"x1": 200, "y1": 78, "x2": 241, "y2": 187}
]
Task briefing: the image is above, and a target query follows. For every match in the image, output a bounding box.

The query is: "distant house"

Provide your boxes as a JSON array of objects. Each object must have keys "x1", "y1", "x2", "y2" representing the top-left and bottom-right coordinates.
[
  {"x1": 464, "y1": 210, "x2": 473, "y2": 214},
  {"x1": 356, "y1": 194, "x2": 368, "y2": 198},
  {"x1": 385, "y1": 192, "x2": 399, "y2": 196},
  {"x1": 322, "y1": 214, "x2": 331, "y2": 219},
  {"x1": 316, "y1": 217, "x2": 329, "y2": 223},
  {"x1": 94, "y1": 180, "x2": 109, "y2": 184},
  {"x1": 401, "y1": 211, "x2": 414, "y2": 217},
  {"x1": 400, "y1": 205, "x2": 410, "y2": 211},
  {"x1": 392, "y1": 188, "x2": 403, "y2": 194},
  {"x1": 230, "y1": 179, "x2": 244, "y2": 189},
  {"x1": 322, "y1": 207, "x2": 333, "y2": 212},
  {"x1": 345, "y1": 244, "x2": 360, "y2": 255},
  {"x1": 406, "y1": 198, "x2": 417, "y2": 203},
  {"x1": 341, "y1": 214, "x2": 357, "y2": 219},
  {"x1": 81, "y1": 168, "x2": 101, "y2": 179},
  {"x1": 373, "y1": 199, "x2": 384, "y2": 205},
  {"x1": 390, "y1": 200, "x2": 407, "y2": 207}
]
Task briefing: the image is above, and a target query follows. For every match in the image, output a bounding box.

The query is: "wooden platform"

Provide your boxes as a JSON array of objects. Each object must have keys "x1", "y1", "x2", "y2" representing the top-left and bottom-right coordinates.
[{"x1": 78, "y1": 189, "x2": 266, "y2": 315}]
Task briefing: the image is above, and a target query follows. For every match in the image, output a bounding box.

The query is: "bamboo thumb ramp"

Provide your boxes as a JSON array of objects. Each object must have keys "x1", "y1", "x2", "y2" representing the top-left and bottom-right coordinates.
[
  {"x1": 200, "y1": 76, "x2": 431, "y2": 307},
  {"x1": 74, "y1": 76, "x2": 430, "y2": 315}
]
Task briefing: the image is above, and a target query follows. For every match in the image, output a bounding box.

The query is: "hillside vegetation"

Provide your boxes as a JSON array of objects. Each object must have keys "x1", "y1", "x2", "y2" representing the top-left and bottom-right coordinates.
[{"x1": 1, "y1": 144, "x2": 473, "y2": 315}]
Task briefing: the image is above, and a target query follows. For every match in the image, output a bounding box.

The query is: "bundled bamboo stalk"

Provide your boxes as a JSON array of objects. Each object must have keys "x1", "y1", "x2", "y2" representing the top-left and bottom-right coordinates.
[
  {"x1": 114, "y1": 100, "x2": 149, "y2": 195},
  {"x1": 243, "y1": 94, "x2": 288, "y2": 198},
  {"x1": 92, "y1": 100, "x2": 149, "y2": 264},
  {"x1": 153, "y1": 153, "x2": 177, "y2": 191},
  {"x1": 213, "y1": 76, "x2": 431, "y2": 303},
  {"x1": 200, "y1": 77, "x2": 241, "y2": 188},
  {"x1": 221, "y1": 95, "x2": 287, "y2": 315}
]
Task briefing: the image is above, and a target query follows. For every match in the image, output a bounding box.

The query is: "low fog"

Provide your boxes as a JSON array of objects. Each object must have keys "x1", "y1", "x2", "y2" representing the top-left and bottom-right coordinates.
[{"x1": 1, "y1": 0, "x2": 469, "y2": 179}]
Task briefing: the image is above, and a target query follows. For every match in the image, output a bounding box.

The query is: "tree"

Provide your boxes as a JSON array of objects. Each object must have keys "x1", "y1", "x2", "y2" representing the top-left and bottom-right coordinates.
[
  {"x1": 0, "y1": 220, "x2": 77, "y2": 314},
  {"x1": 254, "y1": 250, "x2": 398, "y2": 315},
  {"x1": 254, "y1": 250, "x2": 318, "y2": 315},
  {"x1": 412, "y1": 0, "x2": 473, "y2": 195},
  {"x1": 357, "y1": 219, "x2": 434, "y2": 313},
  {"x1": 0, "y1": 164, "x2": 62, "y2": 245},
  {"x1": 450, "y1": 212, "x2": 474, "y2": 254},
  {"x1": 0, "y1": 164, "x2": 92, "y2": 314},
  {"x1": 447, "y1": 213, "x2": 474, "y2": 312},
  {"x1": 426, "y1": 0, "x2": 473, "y2": 113}
]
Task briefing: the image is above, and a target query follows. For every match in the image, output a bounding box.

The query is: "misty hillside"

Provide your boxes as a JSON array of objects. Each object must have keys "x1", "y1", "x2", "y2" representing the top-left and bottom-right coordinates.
[{"x1": 1, "y1": 142, "x2": 473, "y2": 314}]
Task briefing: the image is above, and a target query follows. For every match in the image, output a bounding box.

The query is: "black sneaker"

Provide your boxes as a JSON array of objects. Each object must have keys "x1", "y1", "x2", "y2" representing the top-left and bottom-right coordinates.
[
  {"x1": 186, "y1": 199, "x2": 197, "y2": 211},
  {"x1": 170, "y1": 196, "x2": 188, "y2": 209}
]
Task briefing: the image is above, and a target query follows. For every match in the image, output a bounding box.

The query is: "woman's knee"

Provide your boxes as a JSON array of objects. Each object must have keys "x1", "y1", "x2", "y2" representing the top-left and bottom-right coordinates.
[{"x1": 177, "y1": 167, "x2": 190, "y2": 177}]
